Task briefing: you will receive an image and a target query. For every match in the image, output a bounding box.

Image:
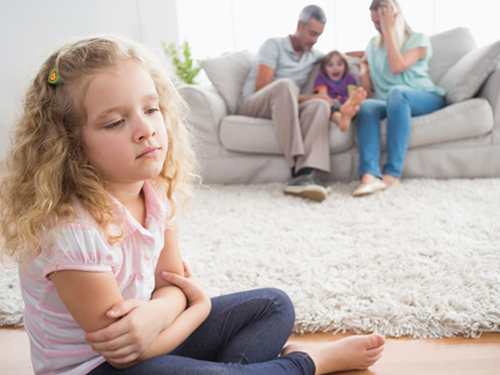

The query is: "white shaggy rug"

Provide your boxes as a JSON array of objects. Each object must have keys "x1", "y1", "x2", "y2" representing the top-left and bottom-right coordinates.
[
  {"x1": 177, "y1": 179, "x2": 500, "y2": 339},
  {"x1": 1, "y1": 178, "x2": 500, "y2": 338},
  {"x1": 0, "y1": 267, "x2": 24, "y2": 327}
]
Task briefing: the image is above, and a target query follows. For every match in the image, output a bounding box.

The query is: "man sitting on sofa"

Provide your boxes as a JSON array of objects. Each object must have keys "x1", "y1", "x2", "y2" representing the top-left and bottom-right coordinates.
[{"x1": 237, "y1": 5, "x2": 332, "y2": 202}]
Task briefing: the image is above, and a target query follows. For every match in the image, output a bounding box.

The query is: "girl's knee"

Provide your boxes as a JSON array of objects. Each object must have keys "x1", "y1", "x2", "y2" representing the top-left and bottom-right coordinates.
[{"x1": 266, "y1": 288, "x2": 296, "y2": 323}]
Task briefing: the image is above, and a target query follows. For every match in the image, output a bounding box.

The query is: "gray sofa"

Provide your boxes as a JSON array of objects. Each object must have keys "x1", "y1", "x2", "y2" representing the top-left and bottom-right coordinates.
[{"x1": 179, "y1": 27, "x2": 500, "y2": 184}]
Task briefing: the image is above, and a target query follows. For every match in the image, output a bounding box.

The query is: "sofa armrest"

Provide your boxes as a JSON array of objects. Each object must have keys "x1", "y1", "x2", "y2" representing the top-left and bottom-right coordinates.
[
  {"x1": 178, "y1": 84, "x2": 228, "y2": 146},
  {"x1": 478, "y1": 62, "x2": 500, "y2": 144}
]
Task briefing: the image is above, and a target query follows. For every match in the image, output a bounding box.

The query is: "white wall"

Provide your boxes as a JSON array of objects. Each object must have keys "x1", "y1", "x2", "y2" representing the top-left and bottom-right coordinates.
[{"x1": 0, "y1": 0, "x2": 180, "y2": 161}]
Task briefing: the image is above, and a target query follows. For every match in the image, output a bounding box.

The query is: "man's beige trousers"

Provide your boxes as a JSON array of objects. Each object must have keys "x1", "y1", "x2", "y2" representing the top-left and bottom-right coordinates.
[{"x1": 238, "y1": 79, "x2": 331, "y2": 174}]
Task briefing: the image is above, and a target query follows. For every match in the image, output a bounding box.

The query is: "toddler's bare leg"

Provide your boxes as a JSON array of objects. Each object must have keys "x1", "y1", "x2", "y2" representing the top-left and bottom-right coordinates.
[
  {"x1": 338, "y1": 101, "x2": 357, "y2": 132},
  {"x1": 331, "y1": 111, "x2": 341, "y2": 125},
  {"x1": 282, "y1": 334, "x2": 385, "y2": 374},
  {"x1": 338, "y1": 87, "x2": 367, "y2": 132}
]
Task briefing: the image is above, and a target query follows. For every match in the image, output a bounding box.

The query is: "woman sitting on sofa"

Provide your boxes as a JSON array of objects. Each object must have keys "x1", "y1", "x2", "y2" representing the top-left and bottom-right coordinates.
[{"x1": 347, "y1": 0, "x2": 446, "y2": 197}]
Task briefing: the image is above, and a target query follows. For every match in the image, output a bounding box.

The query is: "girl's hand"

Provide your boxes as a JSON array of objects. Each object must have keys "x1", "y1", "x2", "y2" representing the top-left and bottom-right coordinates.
[
  {"x1": 161, "y1": 262, "x2": 210, "y2": 307},
  {"x1": 85, "y1": 298, "x2": 167, "y2": 363},
  {"x1": 379, "y1": 6, "x2": 397, "y2": 33}
]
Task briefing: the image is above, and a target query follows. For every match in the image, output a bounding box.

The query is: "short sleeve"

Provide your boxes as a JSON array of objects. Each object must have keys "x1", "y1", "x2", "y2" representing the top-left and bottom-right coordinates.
[
  {"x1": 403, "y1": 32, "x2": 433, "y2": 61},
  {"x1": 42, "y1": 224, "x2": 116, "y2": 279},
  {"x1": 256, "y1": 38, "x2": 280, "y2": 70},
  {"x1": 313, "y1": 73, "x2": 329, "y2": 92}
]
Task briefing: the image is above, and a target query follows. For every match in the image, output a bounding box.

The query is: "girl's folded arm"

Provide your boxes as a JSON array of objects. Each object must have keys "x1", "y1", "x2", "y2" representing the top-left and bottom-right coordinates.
[
  {"x1": 49, "y1": 270, "x2": 124, "y2": 334},
  {"x1": 111, "y1": 267, "x2": 212, "y2": 368},
  {"x1": 153, "y1": 227, "x2": 186, "y2": 290},
  {"x1": 112, "y1": 294, "x2": 211, "y2": 369}
]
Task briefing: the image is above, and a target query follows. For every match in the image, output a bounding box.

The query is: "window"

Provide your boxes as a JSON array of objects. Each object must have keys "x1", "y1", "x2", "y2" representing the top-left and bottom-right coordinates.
[{"x1": 176, "y1": 0, "x2": 491, "y2": 60}]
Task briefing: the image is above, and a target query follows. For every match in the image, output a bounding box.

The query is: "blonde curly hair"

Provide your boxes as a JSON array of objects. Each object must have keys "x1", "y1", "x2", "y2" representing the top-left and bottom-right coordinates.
[{"x1": 0, "y1": 35, "x2": 198, "y2": 265}]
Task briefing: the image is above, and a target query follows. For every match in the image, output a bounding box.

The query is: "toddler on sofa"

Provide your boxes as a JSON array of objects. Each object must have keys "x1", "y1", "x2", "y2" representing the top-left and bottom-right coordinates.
[{"x1": 314, "y1": 50, "x2": 367, "y2": 131}]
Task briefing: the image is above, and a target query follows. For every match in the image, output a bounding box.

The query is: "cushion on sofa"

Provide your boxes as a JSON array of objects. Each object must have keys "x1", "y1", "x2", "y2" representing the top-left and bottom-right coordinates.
[
  {"x1": 220, "y1": 115, "x2": 354, "y2": 155},
  {"x1": 201, "y1": 50, "x2": 254, "y2": 114},
  {"x1": 353, "y1": 98, "x2": 494, "y2": 150},
  {"x1": 438, "y1": 40, "x2": 500, "y2": 104},
  {"x1": 428, "y1": 27, "x2": 477, "y2": 83}
]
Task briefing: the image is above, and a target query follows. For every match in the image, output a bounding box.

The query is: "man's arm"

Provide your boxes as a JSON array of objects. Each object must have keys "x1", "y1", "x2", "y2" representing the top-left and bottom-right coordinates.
[
  {"x1": 255, "y1": 64, "x2": 275, "y2": 92},
  {"x1": 255, "y1": 54, "x2": 331, "y2": 105},
  {"x1": 299, "y1": 92, "x2": 334, "y2": 105}
]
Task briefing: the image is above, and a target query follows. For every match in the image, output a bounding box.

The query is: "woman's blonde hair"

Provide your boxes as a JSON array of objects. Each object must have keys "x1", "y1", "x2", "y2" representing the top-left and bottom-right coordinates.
[
  {"x1": 370, "y1": 0, "x2": 410, "y2": 50},
  {"x1": 0, "y1": 35, "x2": 198, "y2": 266}
]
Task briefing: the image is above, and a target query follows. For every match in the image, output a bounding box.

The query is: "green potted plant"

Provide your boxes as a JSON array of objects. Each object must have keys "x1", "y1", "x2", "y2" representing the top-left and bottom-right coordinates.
[{"x1": 162, "y1": 40, "x2": 201, "y2": 85}]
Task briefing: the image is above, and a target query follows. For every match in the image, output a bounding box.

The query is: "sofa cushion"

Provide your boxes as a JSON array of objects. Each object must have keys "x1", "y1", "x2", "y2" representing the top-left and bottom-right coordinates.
[
  {"x1": 428, "y1": 27, "x2": 477, "y2": 83},
  {"x1": 353, "y1": 98, "x2": 494, "y2": 150},
  {"x1": 219, "y1": 115, "x2": 354, "y2": 155},
  {"x1": 201, "y1": 50, "x2": 253, "y2": 114},
  {"x1": 438, "y1": 40, "x2": 500, "y2": 104}
]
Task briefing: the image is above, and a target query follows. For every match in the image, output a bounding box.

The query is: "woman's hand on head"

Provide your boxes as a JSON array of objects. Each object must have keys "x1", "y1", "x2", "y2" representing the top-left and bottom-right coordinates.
[
  {"x1": 379, "y1": 6, "x2": 397, "y2": 33},
  {"x1": 84, "y1": 298, "x2": 168, "y2": 364}
]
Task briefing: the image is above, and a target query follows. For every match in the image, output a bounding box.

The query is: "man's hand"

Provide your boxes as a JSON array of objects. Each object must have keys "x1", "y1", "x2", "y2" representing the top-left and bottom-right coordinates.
[{"x1": 299, "y1": 93, "x2": 334, "y2": 105}]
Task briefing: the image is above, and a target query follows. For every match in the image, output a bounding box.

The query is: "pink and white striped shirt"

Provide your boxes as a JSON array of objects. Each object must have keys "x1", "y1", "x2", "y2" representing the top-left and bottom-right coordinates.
[{"x1": 20, "y1": 181, "x2": 172, "y2": 375}]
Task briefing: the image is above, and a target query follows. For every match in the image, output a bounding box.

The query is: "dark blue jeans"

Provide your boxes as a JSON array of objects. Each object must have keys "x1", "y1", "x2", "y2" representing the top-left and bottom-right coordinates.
[{"x1": 87, "y1": 288, "x2": 315, "y2": 375}]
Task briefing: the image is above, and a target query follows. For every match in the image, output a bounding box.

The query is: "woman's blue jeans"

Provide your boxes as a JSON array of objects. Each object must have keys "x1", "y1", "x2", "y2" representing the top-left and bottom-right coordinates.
[
  {"x1": 356, "y1": 86, "x2": 446, "y2": 178},
  {"x1": 87, "y1": 288, "x2": 315, "y2": 375}
]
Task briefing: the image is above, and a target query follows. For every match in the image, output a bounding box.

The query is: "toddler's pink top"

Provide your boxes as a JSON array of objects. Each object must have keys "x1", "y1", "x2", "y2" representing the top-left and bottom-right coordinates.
[{"x1": 20, "y1": 181, "x2": 172, "y2": 375}]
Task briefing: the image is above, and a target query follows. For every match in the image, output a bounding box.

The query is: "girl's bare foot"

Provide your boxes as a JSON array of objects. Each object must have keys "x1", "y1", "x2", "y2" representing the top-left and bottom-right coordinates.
[
  {"x1": 350, "y1": 87, "x2": 367, "y2": 106},
  {"x1": 382, "y1": 174, "x2": 400, "y2": 187},
  {"x1": 338, "y1": 88, "x2": 366, "y2": 131},
  {"x1": 282, "y1": 334, "x2": 385, "y2": 374},
  {"x1": 338, "y1": 101, "x2": 358, "y2": 132}
]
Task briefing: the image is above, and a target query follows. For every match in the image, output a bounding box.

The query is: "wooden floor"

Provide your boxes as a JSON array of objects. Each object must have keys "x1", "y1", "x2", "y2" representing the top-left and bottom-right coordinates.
[{"x1": 1, "y1": 327, "x2": 499, "y2": 375}]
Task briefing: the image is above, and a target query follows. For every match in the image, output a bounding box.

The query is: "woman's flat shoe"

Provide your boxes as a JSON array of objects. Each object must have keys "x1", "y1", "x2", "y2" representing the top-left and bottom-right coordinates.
[
  {"x1": 384, "y1": 179, "x2": 400, "y2": 189},
  {"x1": 352, "y1": 179, "x2": 387, "y2": 197}
]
